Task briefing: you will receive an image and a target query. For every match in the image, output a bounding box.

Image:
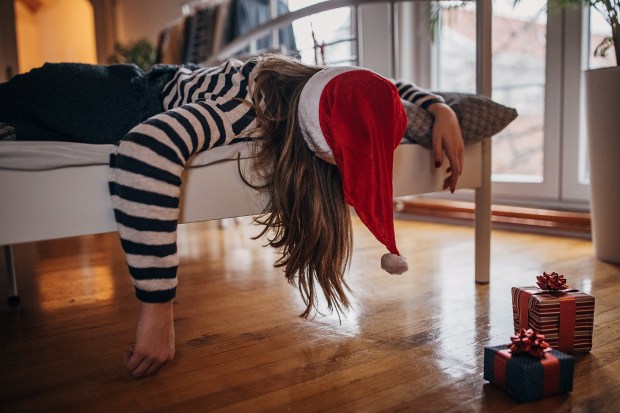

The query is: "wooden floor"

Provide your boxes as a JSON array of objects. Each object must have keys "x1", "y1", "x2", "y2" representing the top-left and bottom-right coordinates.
[{"x1": 1, "y1": 217, "x2": 619, "y2": 412}]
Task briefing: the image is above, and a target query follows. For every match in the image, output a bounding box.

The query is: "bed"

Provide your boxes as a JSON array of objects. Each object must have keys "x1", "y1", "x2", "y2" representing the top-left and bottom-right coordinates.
[
  {"x1": 0, "y1": 139, "x2": 489, "y2": 307},
  {"x1": 0, "y1": 0, "x2": 494, "y2": 306}
]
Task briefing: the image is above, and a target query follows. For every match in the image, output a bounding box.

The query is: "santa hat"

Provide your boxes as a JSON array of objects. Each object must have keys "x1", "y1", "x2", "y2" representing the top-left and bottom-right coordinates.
[{"x1": 298, "y1": 66, "x2": 409, "y2": 275}]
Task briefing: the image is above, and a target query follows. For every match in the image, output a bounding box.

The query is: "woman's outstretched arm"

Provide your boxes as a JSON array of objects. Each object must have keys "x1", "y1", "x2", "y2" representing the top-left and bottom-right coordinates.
[
  {"x1": 427, "y1": 102, "x2": 464, "y2": 193},
  {"x1": 108, "y1": 101, "x2": 242, "y2": 378},
  {"x1": 109, "y1": 58, "x2": 257, "y2": 378},
  {"x1": 392, "y1": 78, "x2": 445, "y2": 110},
  {"x1": 392, "y1": 79, "x2": 463, "y2": 191}
]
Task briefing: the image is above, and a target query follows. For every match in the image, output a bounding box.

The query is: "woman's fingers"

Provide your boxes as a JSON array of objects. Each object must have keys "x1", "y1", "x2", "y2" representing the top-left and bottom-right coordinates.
[
  {"x1": 125, "y1": 346, "x2": 169, "y2": 378},
  {"x1": 434, "y1": 136, "x2": 444, "y2": 168},
  {"x1": 143, "y1": 359, "x2": 165, "y2": 377},
  {"x1": 443, "y1": 174, "x2": 455, "y2": 193},
  {"x1": 429, "y1": 104, "x2": 465, "y2": 192},
  {"x1": 124, "y1": 345, "x2": 134, "y2": 366},
  {"x1": 125, "y1": 346, "x2": 148, "y2": 377}
]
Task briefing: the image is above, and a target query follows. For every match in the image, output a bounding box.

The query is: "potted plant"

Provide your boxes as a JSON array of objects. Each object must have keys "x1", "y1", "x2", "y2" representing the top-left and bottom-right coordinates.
[
  {"x1": 107, "y1": 38, "x2": 156, "y2": 72},
  {"x1": 576, "y1": 0, "x2": 620, "y2": 264},
  {"x1": 571, "y1": 0, "x2": 618, "y2": 65}
]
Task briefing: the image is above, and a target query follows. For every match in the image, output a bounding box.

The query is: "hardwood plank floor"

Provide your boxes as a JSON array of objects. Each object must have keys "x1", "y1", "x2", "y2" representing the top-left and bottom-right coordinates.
[{"x1": 1, "y1": 217, "x2": 618, "y2": 412}]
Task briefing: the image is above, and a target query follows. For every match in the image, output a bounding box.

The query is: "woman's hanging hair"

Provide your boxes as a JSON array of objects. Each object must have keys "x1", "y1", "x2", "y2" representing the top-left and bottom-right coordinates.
[{"x1": 248, "y1": 53, "x2": 353, "y2": 318}]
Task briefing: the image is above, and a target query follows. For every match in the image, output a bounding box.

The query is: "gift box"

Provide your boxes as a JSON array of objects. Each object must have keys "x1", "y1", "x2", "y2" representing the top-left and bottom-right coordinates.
[
  {"x1": 484, "y1": 330, "x2": 574, "y2": 403},
  {"x1": 512, "y1": 272, "x2": 595, "y2": 353}
]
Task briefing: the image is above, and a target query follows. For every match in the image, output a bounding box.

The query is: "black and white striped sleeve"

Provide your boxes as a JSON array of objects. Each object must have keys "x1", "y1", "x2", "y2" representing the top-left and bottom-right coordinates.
[
  {"x1": 108, "y1": 101, "x2": 239, "y2": 302},
  {"x1": 392, "y1": 79, "x2": 445, "y2": 110}
]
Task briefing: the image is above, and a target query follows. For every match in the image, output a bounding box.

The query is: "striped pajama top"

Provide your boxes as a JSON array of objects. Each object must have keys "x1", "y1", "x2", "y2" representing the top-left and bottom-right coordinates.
[{"x1": 108, "y1": 58, "x2": 445, "y2": 303}]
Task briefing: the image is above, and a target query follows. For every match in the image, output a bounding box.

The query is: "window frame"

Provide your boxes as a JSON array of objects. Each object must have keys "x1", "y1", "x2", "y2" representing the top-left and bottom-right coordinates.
[{"x1": 405, "y1": 2, "x2": 591, "y2": 211}]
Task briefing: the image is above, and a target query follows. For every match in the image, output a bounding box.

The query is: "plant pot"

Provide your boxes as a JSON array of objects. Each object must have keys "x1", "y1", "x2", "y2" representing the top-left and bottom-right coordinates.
[{"x1": 585, "y1": 66, "x2": 620, "y2": 264}]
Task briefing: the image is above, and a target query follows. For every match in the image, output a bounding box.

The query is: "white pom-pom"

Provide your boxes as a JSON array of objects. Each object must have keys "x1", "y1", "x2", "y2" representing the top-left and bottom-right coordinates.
[{"x1": 380, "y1": 253, "x2": 409, "y2": 275}]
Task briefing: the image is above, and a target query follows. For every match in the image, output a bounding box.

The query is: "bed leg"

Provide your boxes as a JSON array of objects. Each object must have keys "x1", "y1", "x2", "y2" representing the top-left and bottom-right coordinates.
[
  {"x1": 474, "y1": 0, "x2": 493, "y2": 284},
  {"x1": 4, "y1": 245, "x2": 20, "y2": 308},
  {"x1": 474, "y1": 140, "x2": 492, "y2": 284}
]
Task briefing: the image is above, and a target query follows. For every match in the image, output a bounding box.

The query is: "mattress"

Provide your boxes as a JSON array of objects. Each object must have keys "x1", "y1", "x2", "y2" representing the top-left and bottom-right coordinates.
[
  {"x1": 0, "y1": 140, "x2": 255, "y2": 171},
  {"x1": 0, "y1": 139, "x2": 267, "y2": 245},
  {"x1": 0, "y1": 138, "x2": 483, "y2": 245}
]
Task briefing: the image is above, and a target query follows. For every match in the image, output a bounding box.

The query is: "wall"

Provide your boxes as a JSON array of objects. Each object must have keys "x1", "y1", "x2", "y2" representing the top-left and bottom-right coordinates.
[
  {"x1": 114, "y1": 0, "x2": 182, "y2": 46},
  {"x1": 7, "y1": 0, "x2": 398, "y2": 75},
  {"x1": 14, "y1": 1, "x2": 42, "y2": 73},
  {"x1": 15, "y1": 0, "x2": 97, "y2": 73},
  {"x1": 358, "y1": 2, "x2": 392, "y2": 77},
  {"x1": 0, "y1": 0, "x2": 17, "y2": 81}
]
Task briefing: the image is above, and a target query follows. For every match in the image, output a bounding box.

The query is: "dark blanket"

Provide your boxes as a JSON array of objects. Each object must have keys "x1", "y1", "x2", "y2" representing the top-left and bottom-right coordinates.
[{"x1": 0, "y1": 62, "x2": 179, "y2": 144}]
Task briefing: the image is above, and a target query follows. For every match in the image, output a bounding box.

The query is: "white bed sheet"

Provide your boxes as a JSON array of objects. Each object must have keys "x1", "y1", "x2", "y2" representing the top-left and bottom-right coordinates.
[
  {"x1": 0, "y1": 140, "x2": 254, "y2": 171},
  {"x1": 0, "y1": 140, "x2": 483, "y2": 246}
]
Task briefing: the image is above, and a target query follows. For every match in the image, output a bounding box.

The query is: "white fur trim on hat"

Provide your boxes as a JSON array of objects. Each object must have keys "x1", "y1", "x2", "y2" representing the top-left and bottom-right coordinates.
[
  {"x1": 381, "y1": 253, "x2": 409, "y2": 275},
  {"x1": 298, "y1": 66, "x2": 367, "y2": 164}
]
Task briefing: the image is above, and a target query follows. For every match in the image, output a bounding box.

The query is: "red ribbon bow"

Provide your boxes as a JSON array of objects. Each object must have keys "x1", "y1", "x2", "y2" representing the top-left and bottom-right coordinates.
[
  {"x1": 510, "y1": 328, "x2": 551, "y2": 359},
  {"x1": 536, "y1": 272, "x2": 569, "y2": 291},
  {"x1": 494, "y1": 328, "x2": 562, "y2": 398}
]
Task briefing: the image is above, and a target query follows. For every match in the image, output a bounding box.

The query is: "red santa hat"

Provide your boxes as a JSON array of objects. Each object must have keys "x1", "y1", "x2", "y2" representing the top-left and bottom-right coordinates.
[{"x1": 298, "y1": 66, "x2": 409, "y2": 275}]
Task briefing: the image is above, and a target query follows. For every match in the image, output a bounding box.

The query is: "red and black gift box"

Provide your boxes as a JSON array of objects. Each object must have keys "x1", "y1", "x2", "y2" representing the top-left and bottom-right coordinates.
[
  {"x1": 484, "y1": 329, "x2": 574, "y2": 402},
  {"x1": 512, "y1": 272, "x2": 595, "y2": 353}
]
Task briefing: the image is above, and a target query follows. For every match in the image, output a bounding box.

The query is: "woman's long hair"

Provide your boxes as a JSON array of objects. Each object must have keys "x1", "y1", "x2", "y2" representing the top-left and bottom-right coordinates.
[{"x1": 248, "y1": 54, "x2": 353, "y2": 318}]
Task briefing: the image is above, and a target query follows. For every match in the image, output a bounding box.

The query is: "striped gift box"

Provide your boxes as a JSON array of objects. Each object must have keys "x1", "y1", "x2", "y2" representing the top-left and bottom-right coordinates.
[{"x1": 512, "y1": 286, "x2": 595, "y2": 353}]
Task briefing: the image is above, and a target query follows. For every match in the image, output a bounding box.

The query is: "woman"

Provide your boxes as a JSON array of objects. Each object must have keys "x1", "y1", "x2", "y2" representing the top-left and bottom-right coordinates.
[{"x1": 0, "y1": 54, "x2": 463, "y2": 378}]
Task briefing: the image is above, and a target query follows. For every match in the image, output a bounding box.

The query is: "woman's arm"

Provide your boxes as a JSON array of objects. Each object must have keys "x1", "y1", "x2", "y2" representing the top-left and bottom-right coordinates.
[
  {"x1": 109, "y1": 102, "x2": 213, "y2": 378},
  {"x1": 108, "y1": 100, "x2": 244, "y2": 378},
  {"x1": 392, "y1": 79, "x2": 445, "y2": 110},
  {"x1": 391, "y1": 79, "x2": 463, "y2": 192},
  {"x1": 427, "y1": 102, "x2": 464, "y2": 193}
]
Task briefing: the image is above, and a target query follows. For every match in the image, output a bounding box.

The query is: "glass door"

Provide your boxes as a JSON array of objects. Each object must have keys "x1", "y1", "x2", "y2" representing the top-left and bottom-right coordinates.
[{"x1": 435, "y1": 0, "x2": 563, "y2": 203}]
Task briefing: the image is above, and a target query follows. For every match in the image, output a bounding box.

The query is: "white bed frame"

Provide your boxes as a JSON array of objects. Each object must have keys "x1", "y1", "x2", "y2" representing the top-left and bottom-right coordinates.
[{"x1": 0, "y1": 0, "x2": 493, "y2": 306}]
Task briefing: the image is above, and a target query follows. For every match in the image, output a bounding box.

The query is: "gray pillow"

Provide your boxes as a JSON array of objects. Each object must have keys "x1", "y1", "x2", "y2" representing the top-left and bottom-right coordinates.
[{"x1": 402, "y1": 92, "x2": 518, "y2": 148}]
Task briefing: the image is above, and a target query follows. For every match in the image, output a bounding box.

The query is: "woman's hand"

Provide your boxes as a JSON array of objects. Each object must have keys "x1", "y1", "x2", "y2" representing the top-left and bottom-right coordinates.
[
  {"x1": 428, "y1": 103, "x2": 464, "y2": 193},
  {"x1": 125, "y1": 301, "x2": 176, "y2": 378}
]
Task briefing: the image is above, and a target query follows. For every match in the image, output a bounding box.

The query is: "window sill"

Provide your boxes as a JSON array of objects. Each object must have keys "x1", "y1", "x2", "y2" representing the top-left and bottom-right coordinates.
[{"x1": 394, "y1": 197, "x2": 591, "y2": 239}]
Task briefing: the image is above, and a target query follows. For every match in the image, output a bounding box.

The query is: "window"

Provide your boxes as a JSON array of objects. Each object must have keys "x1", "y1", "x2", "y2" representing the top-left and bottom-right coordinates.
[
  {"x1": 287, "y1": 0, "x2": 355, "y2": 65},
  {"x1": 282, "y1": 1, "x2": 601, "y2": 211},
  {"x1": 430, "y1": 0, "x2": 593, "y2": 210},
  {"x1": 437, "y1": 0, "x2": 547, "y2": 185}
]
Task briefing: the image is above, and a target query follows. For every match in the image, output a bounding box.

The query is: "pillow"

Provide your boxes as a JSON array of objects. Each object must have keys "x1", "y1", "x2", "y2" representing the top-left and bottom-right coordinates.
[{"x1": 402, "y1": 92, "x2": 518, "y2": 148}]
